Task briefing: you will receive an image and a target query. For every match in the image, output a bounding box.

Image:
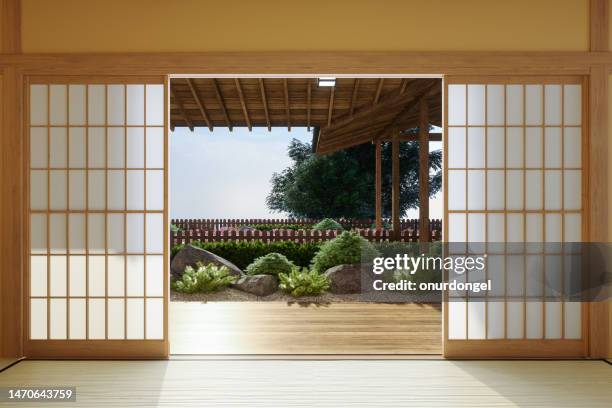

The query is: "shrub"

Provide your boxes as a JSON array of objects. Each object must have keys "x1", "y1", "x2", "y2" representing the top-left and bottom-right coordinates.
[
  {"x1": 245, "y1": 252, "x2": 295, "y2": 276},
  {"x1": 171, "y1": 240, "x2": 321, "y2": 269},
  {"x1": 170, "y1": 223, "x2": 183, "y2": 233},
  {"x1": 279, "y1": 267, "x2": 330, "y2": 297},
  {"x1": 311, "y1": 231, "x2": 379, "y2": 273},
  {"x1": 312, "y1": 218, "x2": 344, "y2": 231},
  {"x1": 171, "y1": 262, "x2": 236, "y2": 294}
]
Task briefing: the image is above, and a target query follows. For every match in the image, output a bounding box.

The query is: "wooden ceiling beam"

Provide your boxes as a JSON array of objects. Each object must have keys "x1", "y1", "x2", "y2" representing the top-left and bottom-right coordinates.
[
  {"x1": 307, "y1": 80, "x2": 312, "y2": 131},
  {"x1": 234, "y1": 78, "x2": 252, "y2": 131},
  {"x1": 349, "y1": 78, "x2": 360, "y2": 116},
  {"x1": 327, "y1": 86, "x2": 335, "y2": 127},
  {"x1": 185, "y1": 78, "x2": 212, "y2": 131},
  {"x1": 283, "y1": 78, "x2": 291, "y2": 131},
  {"x1": 212, "y1": 78, "x2": 232, "y2": 131},
  {"x1": 170, "y1": 86, "x2": 194, "y2": 131},
  {"x1": 373, "y1": 78, "x2": 384, "y2": 104},
  {"x1": 258, "y1": 78, "x2": 271, "y2": 131},
  {"x1": 400, "y1": 78, "x2": 409, "y2": 94}
]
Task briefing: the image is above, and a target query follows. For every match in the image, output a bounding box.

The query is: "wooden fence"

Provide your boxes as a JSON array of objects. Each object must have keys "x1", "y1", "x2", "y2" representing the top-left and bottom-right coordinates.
[{"x1": 171, "y1": 218, "x2": 442, "y2": 246}]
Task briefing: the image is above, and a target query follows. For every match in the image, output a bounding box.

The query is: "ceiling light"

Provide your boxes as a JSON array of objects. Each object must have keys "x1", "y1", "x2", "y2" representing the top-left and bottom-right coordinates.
[{"x1": 317, "y1": 77, "x2": 336, "y2": 87}]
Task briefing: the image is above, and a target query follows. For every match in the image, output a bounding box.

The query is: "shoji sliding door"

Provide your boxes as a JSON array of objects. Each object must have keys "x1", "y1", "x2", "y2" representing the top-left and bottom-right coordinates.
[
  {"x1": 443, "y1": 77, "x2": 588, "y2": 357},
  {"x1": 25, "y1": 77, "x2": 168, "y2": 358}
]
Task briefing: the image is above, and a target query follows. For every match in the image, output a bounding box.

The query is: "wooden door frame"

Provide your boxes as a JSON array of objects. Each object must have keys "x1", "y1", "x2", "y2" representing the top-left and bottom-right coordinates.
[{"x1": 0, "y1": 53, "x2": 609, "y2": 359}]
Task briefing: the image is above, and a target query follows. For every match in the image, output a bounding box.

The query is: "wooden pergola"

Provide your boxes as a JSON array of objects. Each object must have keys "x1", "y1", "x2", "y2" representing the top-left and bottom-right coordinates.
[{"x1": 170, "y1": 77, "x2": 442, "y2": 241}]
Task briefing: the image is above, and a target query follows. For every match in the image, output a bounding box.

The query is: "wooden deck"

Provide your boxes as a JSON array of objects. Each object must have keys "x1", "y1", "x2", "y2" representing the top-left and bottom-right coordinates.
[{"x1": 170, "y1": 301, "x2": 442, "y2": 355}]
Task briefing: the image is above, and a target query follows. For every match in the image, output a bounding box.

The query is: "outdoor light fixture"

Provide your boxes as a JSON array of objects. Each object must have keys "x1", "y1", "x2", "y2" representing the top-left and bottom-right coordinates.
[{"x1": 317, "y1": 77, "x2": 336, "y2": 87}]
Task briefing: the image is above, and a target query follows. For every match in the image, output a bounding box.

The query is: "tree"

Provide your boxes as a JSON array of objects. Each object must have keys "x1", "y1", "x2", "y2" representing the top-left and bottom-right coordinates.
[{"x1": 267, "y1": 138, "x2": 442, "y2": 219}]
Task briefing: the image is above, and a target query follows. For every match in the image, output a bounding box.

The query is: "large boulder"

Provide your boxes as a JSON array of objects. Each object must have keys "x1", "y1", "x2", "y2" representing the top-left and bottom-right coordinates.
[
  {"x1": 233, "y1": 274, "x2": 278, "y2": 297},
  {"x1": 171, "y1": 245, "x2": 243, "y2": 279},
  {"x1": 324, "y1": 264, "x2": 362, "y2": 294}
]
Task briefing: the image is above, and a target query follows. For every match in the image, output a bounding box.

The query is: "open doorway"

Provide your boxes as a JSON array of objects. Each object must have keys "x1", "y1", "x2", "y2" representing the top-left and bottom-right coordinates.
[{"x1": 168, "y1": 76, "x2": 443, "y2": 355}]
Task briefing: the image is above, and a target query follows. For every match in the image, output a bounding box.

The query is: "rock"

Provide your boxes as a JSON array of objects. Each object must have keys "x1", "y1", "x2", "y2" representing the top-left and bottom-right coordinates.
[
  {"x1": 324, "y1": 264, "x2": 362, "y2": 294},
  {"x1": 233, "y1": 274, "x2": 278, "y2": 296},
  {"x1": 170, "y1": 245, "x2": 243, "y2": 279}
]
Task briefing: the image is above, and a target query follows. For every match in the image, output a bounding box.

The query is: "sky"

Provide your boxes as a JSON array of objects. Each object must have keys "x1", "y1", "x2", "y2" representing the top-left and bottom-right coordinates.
[{"x1": 169, "y1": 127, "x2": 443, "y2": 220}]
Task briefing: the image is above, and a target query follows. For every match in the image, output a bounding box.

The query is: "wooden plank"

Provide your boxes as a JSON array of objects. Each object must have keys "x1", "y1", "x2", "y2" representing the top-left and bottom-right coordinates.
[
  {"x1": 391, "y1": 131, "x2": 400, "y2": 240},
  {"x1": 0, "y1": 67, "x2": 22, "y2": 358},
  {"x1": 1, "y1": 0, "x2": 21, "y2": 54},
  {"x1": 170, "y1": 86, "x2": 194, "y2": 131},
  {"x1": 212, "y1": 78, "x2": 232, "y2": 131},
  {"x1": 375, "y1": 140, "x2": 382, "y2": 230},
  {"x1": 327, "y1": 86, "x2": 335, "y2": 127},
  {"x1": 374, "y1": 78, "x2": 384, "y2": 104},
  {"x1": 349, "y1": 78, "x2": 360, "y2": 116},
  {"x1": 283, "y1": 78, "x2": 291, "y2": 131},
  {"x1": 258, "y1": 78, "x2": 271, "y2": 131},
  {"x1": 234, "y1": 78, "x2": 251, "y2": 131},
  {"x1": 590, "y1": 0, "x2": 609, "y2": 51},
  {"x1": 418, "y1": 98, "x2": 430, "y2": 243},
  {"x1": 185, "y1": 78, "x2": 212, "y2": 131}
]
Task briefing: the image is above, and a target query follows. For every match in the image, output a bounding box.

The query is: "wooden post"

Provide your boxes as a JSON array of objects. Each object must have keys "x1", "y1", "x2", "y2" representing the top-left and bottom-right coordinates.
[
  {"x1": 375, "y1": 140, "x2": 382, "y2": 230},
  {"x1": 391, "y1": 129, "x2": 400, "y2": 240},
  {"x1": 418, "y1": 98, "x2": 430, "y2": 243}
]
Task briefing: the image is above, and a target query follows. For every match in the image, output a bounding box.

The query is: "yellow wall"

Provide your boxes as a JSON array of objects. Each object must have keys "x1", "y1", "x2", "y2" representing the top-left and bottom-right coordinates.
[{"x1": 22, "y1": 0, "x2": 589, "y2": 53}]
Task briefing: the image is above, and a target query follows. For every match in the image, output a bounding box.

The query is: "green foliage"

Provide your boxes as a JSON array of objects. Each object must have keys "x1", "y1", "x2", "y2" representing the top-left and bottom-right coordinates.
[
  {"x1": 171, "y1": 240, "x2": 321, "y2": 270},
  {"x1": 243, "y1": 223, "x2": 307, "y2": 232},
  {"x1": 279, "y1": 267, "x2": 330, "y2": 297},
  {"x1": 170, "y1": 223, "x2": 183, "y2": 233},
  {"x1": 266, "y1": 138, "x2": 442, "y2": 219},
  {"x1": 312, "y1": 218, "x2": 344, "y2": 231},
  {"x1": 245, "y1": 252, "x2": 295, "y2": 276},
  {"x1": 311, "y1": 231, "x2": 379, "y2": 273},
  {"x1": 171, "y1": 262, "x2": 236, "y2": 294}
]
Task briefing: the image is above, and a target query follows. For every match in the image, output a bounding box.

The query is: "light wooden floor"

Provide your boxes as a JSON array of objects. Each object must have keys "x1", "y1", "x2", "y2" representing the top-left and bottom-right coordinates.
[
  {"x1": 1, "y1": 360, "x2": 610, "y2": 407},
  {"x1": 170, "y1": 301, "x2": 442, "y2": 355}
]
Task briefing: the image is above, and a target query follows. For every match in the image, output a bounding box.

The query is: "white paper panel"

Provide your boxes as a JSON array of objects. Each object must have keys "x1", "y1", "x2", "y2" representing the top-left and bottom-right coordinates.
[
  {"x1": 525, "y1": 170, "x2": 542, "y2": 210},
  {"x1": 563, "y1": 127, "x2": 581, "y2": 168},
  {"x1": 30, "y1": 170, "x2": 47, "y2": 210},
  {"x1": 545, "y1": 214, "x2": 562, "y2": 243},
  {"x1": 107, "y1": 214, "x2": 125, "y2": 254},
  {"x1": 127, "y1": 85, "x2": 145, "y2": 126},
  {"x1": 107, "y1": 127, "x2": 125, "y2": 168},
  {"x1": 506, "y1": 127, "x2": 523, "y2": 168},
  {"x1": 544, "y1": 127, "x2": 562, "y2": 168},
  {"x1": 87, "y1": 214, "x2": 105, "y2": 254},
  {"x1": 68, "y1": 214, "x2": 85, "y2": 254},
  {"x1": 467, "y1": 213, "x2": 485, "y2": 243},
  {"x1": 107, "y1": 85, "x2": 125, "y2": 126},
  {"x1": 49, "y1": 85, "x2": 67, "y2": 126},
  {"x1": 49, "y1": 127, "x2": 67, "y2": 168},
  {"x1": 30, "y1": 127, "x2": 48, "y2": 168},
  {"x1": 563, "y1": 170, "x2": 581, "y2": 210},
  {"x1": 127, "y1": 214, "x2": 145, "y2": 253},
  {"x1": 107, "y1": 299, "x2": 125, "y2": 340},
  {"x1": 146, "y1": 127, "x2": 164, "y2": 168},
  {"x1": 88, "y1": 170, "x2": 106, "y2": 210},
  {"x1": 544, "y1": 85, "x2": 562, "y2": 126},
  {"x1": 146, "y1": 84, "x2": 165, "y2": 126},
  {"x1": 30, "y1": 214, "x2": 47, "y2": 254},
  {"x1": 467, "y1": 302, "x2": 486, "y2": 339},
  {"x1": 146, "y1": 298, "x2": 164, "y2": 339},
  {"x1": 448, "y1": 85, "x2": 466, "y2": 126},
  {"x1": 487, "y1": 214, "x2": 505, "y2": 243},
  {"x1": 545, "y1": 302, "x2": 562, "y2": 339},
  {"x1": 447, "y1": 127, "x2": 466, "y2": 168},
  {"x1": 564, "y1": 302, "x2": 582, "y2": 339},
  {"x1": 69, "y1": 298, "x2": 86, "y2": 339},
  {"x1": 30, "y1": 299, "x2": 47, "y2": 339},
  {"x1": 448, "y1": 213, "x2": 466, "y2": 243},
  {"x1": 49, "y1": 170, "x2": 67, "y2": 210},
  {"x1": 506, "y1": 213, "x2": 524, "y2": 243},
  {"x1": 146, "y1": 214, "x2": 164, "y2": 254},
  {"x1": 507, "y1": 301, "x2": 524, "y2": 339},
  {"x1": 88, "y1": 299, "x2": 106, "y2": 339},
  {"x1": 107, "y1": 170, "x2": 125, "y2": 210},
  {"x1": 486, "y1": 127, "x2": 504, "y2": 168},
  {"x1": 146, "y1": 170, "x2": 164, "y2": 211},
  {"x1": 525, "y1": 214, "x2": 543, "y2": 243},
  {"x1": 30, "y1": 85, "x2": 48, "y2": 126},
  {"x1": 448, "y1": 301, "x2": 467, "y2": 339},
  {"x1": 146, "y1": 255, "x2": 164, "y2": 297},
  {"x1": 88, "y1": 85, "x2": 106, "y2": 126},
  {"x1": 68, "y1": 170, "x2": 86, "y2": 210},
  {"x1": 506, "y1": 85, "x2": 523, "y2": 125},
  {"x1": 563, "y1": 85, "x2": 581, "y2": 126},
  {"x1": 467, "y1": 170, "x2": 485, "y2": 210},
  {"x1": 467, "y1": 127, "x2": 485, "y2": 168},
  {"x1": 525, "y1": 127, "x2": 543, "y2": 168},
  {"x1": 506, "y1": 170, "x2": 523, "y2": 210},
  {"x1": 49, "y1": 214, "x2": 67, "y2": 254},
  {"x1": 68, "y1": 85, "x2": 86, "y2": 126},
  {"x1": 127, "y1": 127, "x2": 145, "y2": 168},
  {"x1": 126, "y1": 255, "x2": 145, "y2": 296},
  {"x1": 68, "y1": 127, "x2": 86, "y2": 168},
  {"x1": 69, "y1": 256, "x2": 86, "y2": 297},
  {"x1": 88, "y1": 127, "x2": 106, "y2": 168},
  {"x1": 564, "y1": 213, "x2": 581, "y2": 242},
  {"x1": 486, "y1": 84, "x2": 504, "y2": 126},
  {"x1": 127, "y1": 298, "x2": 145, "y2": 340},
  {"x1": 526, "y1": 302, "x2": 543, "y2": 339},
  {"x1": 49, "y1": 298, "x2": 67, "y2": 339},
  {"x1": 107, "y1": 255, "x2": 125, "y2": 297},
  {"x1": 30, "y1": 256, "x2": 47, "y2": 297},
  {"x1": 544, "y1": 170, "x2": 562, "y2": 210},
  {"x1": 127, "y1": 170, "x2": 145, "y2": 210},
  {"x1": 467, "y1": 84, "x2": 485, "y2": 126},
  {"x1": 486, "y1": 170, "x2": 504, "y2": 210},
  {"x1": 487, "y1": 302, "x2": 505, "y2": 339},
  {"x1": 88, "y1": 256, "x2": 106, "y2": 297},
  {"x1": 525, "y1": 85, "x2": 543, "y2": 125},
  {"x1": 447, "y1": 170, "x2": 466, "y2": 211}
]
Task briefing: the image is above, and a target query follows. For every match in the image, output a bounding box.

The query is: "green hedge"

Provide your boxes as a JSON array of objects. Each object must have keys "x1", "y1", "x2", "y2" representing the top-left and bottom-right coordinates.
[{"x1": 171, "y1": 240, "x2": 321, "y2": 270}]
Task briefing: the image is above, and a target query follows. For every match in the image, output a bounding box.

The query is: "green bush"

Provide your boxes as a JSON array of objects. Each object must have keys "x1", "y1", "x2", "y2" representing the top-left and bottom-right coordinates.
[
  {"x1": 279, "y1": 267, "x2": 330, "y2": 297},
  {"x1": 171, "y1": 240, "x2": 321, "y2": 269},
  {"x1": 245, "y1": 252, "x2": 294, "y2": 276},
  {"x1": 171, "y1": 262, "x2": 236, "y2": 294},
  {"x1": 312, "y1": 218, "x2": 344, "y2": 231},
  {"x1": 311, "y1": 231, "x2": 379, "y2": 273},
  {"x1": 170, "y1": 223, "x2": 183, "y2": 233}
]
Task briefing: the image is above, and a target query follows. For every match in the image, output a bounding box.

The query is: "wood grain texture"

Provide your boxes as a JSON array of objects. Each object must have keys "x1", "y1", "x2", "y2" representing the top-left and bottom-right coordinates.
[
  {"x1": 590, "y1": 0, "x2": 609, "y2": 51},
  {"x1": 1, "y1": 360, "x2": 611, "y2": 407},
  {"x1": 170, "y1": 302, "x2": 441, "y2": 355},
  {"x1": 1, "y1": 0, "x2": 21, "y2": 54}
]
